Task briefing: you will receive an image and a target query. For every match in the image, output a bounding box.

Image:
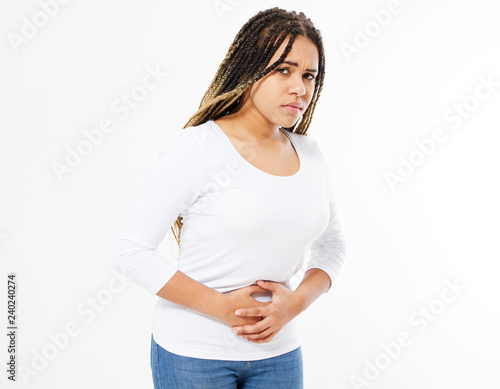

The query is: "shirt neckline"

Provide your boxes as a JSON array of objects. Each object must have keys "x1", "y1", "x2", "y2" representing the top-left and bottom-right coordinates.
[{"x1": 209, "y1": 120, "x2": 302, "y2": 180}]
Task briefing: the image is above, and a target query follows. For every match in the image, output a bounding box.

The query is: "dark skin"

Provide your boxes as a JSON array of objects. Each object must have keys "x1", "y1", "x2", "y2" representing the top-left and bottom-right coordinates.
[
  {"x1": 157, "y1": 35, "x2": 332, "y2": 343},
  {"x1": 156, "y1": 269, "x2": 331, "y2": 344}
]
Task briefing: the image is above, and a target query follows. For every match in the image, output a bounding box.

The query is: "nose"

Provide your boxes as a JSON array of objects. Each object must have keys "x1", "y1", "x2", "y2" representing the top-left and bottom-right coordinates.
[{"x1": 288, "y1": 74, "x2": 306, "y2": 97}]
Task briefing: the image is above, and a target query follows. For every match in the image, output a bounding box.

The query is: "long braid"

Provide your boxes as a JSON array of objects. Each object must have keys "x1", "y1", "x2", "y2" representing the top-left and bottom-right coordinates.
[{"x1": 172, "y1": 7, "x2": 326, "y2": 248}]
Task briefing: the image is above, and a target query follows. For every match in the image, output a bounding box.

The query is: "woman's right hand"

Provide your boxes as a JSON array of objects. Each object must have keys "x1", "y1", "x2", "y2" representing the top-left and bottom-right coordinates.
[{"x1": 217, "y1": 284, "x2": 271, "y2": 328}]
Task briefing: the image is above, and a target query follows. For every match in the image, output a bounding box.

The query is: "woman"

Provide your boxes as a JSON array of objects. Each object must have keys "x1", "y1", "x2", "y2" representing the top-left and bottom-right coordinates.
[{"x1": 113, "y1": 7, "x2": 346, "y2": 388}]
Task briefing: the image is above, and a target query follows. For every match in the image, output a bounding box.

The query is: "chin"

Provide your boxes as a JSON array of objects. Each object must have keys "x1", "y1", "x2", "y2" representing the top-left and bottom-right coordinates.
[
  {"x1": 280, "y1": 116, "x2": 302, "y2": 129},
  {"x1": 266, "y1": 112, "x2": 302, "y2": 129}
]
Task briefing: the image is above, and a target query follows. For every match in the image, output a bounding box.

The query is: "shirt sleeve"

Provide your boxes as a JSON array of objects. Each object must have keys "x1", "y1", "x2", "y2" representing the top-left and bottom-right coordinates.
[
  {"x1": 112, "y1": 129, "x2": 204, "y2": 295},
  {"x1": 305, "y1": 145, "x2": 347, "y2": 293}
]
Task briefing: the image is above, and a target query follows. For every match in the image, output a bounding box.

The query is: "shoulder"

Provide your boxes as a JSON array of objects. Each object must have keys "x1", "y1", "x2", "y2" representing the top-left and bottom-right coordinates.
[
  {"x1": 285, "y1": 129, "x2": 323, "y2": 155},
  {"x1": 161, "y1": 121, "x2": 214, "y2": 154},
  {"x1": 169, "y1": 120, "x2": 218, "y2": 144}
]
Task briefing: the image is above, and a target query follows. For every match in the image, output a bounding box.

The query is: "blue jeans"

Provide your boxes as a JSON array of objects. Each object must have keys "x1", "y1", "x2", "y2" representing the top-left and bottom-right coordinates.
[{"x1": 150, "y1": 334, "x2": 303, "y2": 388}]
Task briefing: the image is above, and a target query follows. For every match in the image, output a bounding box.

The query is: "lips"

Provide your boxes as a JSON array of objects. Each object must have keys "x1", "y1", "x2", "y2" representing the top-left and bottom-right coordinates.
[
  {"x1": 282, "y1": 101, "x2": 303, "y2": 113},
  {"x1": 282, "y1": 103, "x2": 303, "y2": 114},
  {"x1": 282, "y1": 102, "x2": 303, "y2": 110}
]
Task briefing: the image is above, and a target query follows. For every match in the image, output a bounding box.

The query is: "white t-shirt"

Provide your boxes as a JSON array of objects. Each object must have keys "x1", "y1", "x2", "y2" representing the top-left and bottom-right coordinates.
[{"x1": 113, "y1": 119, "x2": 346, "y2": 361}]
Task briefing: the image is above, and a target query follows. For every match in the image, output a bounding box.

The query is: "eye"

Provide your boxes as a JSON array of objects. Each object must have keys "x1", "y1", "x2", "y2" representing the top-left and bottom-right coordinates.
[
  {"x1": 276, "y1": 67, "x2": 289, "y2": 75},
  {"x1": 304, "y1": 73, "x2": 316, "y2": 81}
]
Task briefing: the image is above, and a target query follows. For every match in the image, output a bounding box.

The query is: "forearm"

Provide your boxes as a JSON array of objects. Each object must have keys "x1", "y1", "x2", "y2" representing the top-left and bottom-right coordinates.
[
  {"x1": 293, "y1": 268, "x2": 332, "y2": 314},
  {"x1": 156, "y1": 270, "x2": 225, "y2": 320}
]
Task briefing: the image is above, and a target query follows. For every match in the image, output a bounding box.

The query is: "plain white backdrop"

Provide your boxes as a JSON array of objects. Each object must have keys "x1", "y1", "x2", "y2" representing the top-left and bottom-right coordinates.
[{"x1": 1, "y1": 0, "x2": 500, "y2": 388}]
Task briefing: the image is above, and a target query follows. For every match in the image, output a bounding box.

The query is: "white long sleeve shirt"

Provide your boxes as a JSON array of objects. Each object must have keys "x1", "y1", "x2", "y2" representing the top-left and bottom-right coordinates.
[{"x1": 113, "y1": 119, "x2": 346, "y2": 360}]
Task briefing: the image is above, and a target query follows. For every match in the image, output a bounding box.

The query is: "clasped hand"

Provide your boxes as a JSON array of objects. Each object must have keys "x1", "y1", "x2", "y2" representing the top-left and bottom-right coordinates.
[{"x1": 223, "y1": 280, "x2": 302, "y2": 344}]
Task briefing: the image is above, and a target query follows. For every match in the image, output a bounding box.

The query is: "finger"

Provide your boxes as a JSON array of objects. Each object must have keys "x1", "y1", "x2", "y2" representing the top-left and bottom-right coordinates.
[
  {"x1": 247, "y1": 284, "x2": 268, "y2": 294},
  {"x1": 238, "y1": 315, "x2": 263, "y2": 324},
  {"x1": 234, "y1": 307, "x2": 265, "y2": 317},
  {"x1": 247, "y1": 331, "x2": 278, "y2": 343},
  {"x1": 240, "y1": 325, "x2": 274, "y2": 340},
  {"x1": 256, "y1": 280, "x2": 280, "y2": 292},
  {"x1": 233, "y1": 317, "x2": 271, "y2": 334}
]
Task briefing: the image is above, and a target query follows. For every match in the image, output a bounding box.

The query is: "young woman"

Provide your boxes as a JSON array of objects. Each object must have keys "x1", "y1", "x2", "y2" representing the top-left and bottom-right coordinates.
[{"x1": 113, "y1": 7, "x2": 346, "y2": 388}]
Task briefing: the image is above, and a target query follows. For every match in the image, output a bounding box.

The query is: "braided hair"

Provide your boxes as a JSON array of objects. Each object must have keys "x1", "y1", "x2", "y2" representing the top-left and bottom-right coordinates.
[{"x1": 172, "y1": 7, "x2": 326, "y2": 248}]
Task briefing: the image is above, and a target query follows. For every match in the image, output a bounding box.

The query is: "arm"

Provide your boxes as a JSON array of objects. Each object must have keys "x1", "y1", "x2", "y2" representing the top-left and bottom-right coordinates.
[
  {"x1": 112, "y1": 129, "x2": 203, "y2": 295},
  {"x1": 293, "y1": 268, "x2": 332, "y2": 314},
  {"x1": 156, "y1": 270, "x2": 225, "y2": 317},
  {"x1": 155, "y1": 270, "x2": 270, "y2": 328},
  {"x1": 303, "y1": 146, "x2": 346, "y2": 293},
  {"x1": 113, "y1": 130, "x2": 267, "y2": 327},
  {"x1": 233, "y1": 145, "x2": 347, "y2": 342}
]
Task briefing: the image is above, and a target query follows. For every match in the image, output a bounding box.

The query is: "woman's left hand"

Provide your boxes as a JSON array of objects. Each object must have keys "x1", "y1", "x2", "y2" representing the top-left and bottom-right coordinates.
[{"x1": 231, "y1": 280, "x2": 303, "y2": 343}]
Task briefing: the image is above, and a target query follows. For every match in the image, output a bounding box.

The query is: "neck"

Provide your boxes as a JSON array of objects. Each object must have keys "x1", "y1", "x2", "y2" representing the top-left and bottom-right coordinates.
[{"x1": 217, "y1": 100, "x2": 283, "y2": 143}]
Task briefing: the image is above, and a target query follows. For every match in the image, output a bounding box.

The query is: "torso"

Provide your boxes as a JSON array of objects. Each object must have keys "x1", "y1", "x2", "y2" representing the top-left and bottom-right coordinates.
[{"x1": 213, "y1": 118, "x2": 300, "y2": 177}]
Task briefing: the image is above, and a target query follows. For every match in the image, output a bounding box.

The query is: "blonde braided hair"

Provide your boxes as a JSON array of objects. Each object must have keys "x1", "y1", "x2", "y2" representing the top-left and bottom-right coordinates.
[{"x1": 172, "y1": 7, "x2": 326, "y2": 248}]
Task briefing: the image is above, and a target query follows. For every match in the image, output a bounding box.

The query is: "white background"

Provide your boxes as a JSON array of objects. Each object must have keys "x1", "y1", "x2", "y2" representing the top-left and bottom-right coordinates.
[{"x1": 1, "y1": 0, "x2": 500, "y2": 388}]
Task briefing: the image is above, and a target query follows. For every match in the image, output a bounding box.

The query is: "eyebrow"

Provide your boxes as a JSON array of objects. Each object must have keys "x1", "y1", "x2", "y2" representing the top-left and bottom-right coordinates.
[{"x1": 281, "y1": 60, "x2": 317, "y2": 73}]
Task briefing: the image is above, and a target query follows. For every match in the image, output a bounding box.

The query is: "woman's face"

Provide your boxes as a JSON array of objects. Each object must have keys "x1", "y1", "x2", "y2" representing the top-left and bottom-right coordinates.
[{"x1": 245, "y1": 34, "x2": 319, "y2": 129}]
